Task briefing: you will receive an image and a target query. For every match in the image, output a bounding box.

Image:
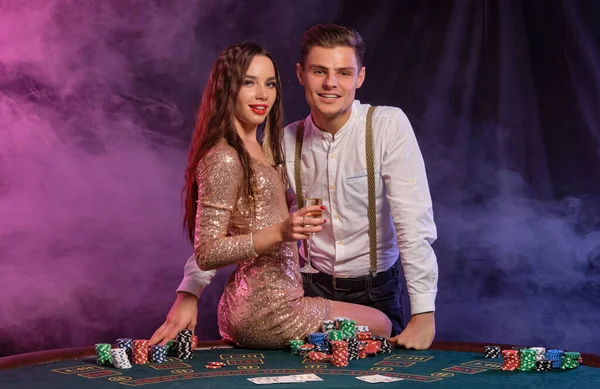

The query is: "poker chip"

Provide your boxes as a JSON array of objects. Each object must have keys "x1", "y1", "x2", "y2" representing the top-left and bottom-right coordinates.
[
  {"x1": 545, "y1": 349, "x2": 564, "y2": 369},
  {"x1": 529, "y1": 347, "x2": 546, "y2": 361},
  {"x1": 501, "y1": 350, "x2": 520, "y2": 371},
  {"x1": 518, "y1": 349, "x2": 537, "y2": 371},
  {"x1": 116, "y1": 338, "x2": 133, "y2": 363},
  {"x1": 328, "y1": 330, "x2": 344, "y2": 341},
  {"x1": 205, "y1": 364, "x2": 222, "y2": 369},
  {"x1": 208, "y1": 361, "x2": 226, "y2": 366},
  {"x1": 321, "y1": 320, "x2": 335, "y2": 334},
  {"x1": 561, "y1": 352, "x2": 581, "y2": 369},
  {"x1": 95, "y1": 343, "x2": 112, "y2": 366},
  {"x1": 334, "y1": 317, "x2": 349, "y2": 329},
  {"x1": 149, "y1": 345, "x2": 167, "y2": 363},
  {"x1": 355, "y1": 325, "x2": 369, "y2": 333},
  {"x1": 356, "y1": 332, "x2": 372, "y2": 341},
  {"x1": 132, "y1": 339, "x2": 149, "y2": 364},
  {"x1": 484, "y1": 345, "x2": 501, "y2": 359},
  {"x1": 289, "y1": 339, "x2": 304, "y2": 354},
  {"x1": 165, "y1": 340, "x2": 177, "y2": 357},
  {"x1": 191, "y1": 335, "x2": 198, "y2": 351},
  {"x1": 309, "y1": 332, "x2": 325, "y2": 346},
  {"x1": 298, "y1": 343, "x2": 315, "y2": 357},
  {"x1": 110, "y1": 347, "x2": 132, "y2": 369},
  {"x1": 347, "y1": 338, "x2": 360, "y2": 360},
  {"x1": 536, "y1": 359, "x2": 553, "y2": 371},
  {"x1": 330, "y1": 340, "x2": 349, "y2": 367},
  {"x1": 340, "y1": 319, "x2": 356, "y2": 338},
  {"x1": 176, "y1": 329, "x2": 194, "y2": 360}
]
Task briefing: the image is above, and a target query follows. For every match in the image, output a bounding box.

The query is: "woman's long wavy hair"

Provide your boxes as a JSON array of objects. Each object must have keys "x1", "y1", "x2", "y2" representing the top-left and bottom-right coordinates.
[{"x1": 183, "y1": 42, "x2": 285, "y2": 243}]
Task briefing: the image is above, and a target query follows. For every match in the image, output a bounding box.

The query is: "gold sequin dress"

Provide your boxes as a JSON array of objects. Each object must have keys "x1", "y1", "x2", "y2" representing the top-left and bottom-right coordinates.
[{"x1": 194, "y1": 140, "x2": 332, "y2": 349}]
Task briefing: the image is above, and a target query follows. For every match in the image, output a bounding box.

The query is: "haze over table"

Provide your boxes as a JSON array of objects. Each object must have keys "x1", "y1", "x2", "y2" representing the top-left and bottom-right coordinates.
[{"x1": 0, "y1": 0, "x2": 599, "y2": 357}]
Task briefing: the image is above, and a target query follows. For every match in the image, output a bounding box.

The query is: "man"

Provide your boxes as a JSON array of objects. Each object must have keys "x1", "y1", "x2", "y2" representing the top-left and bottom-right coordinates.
[{"x1": 149, "y1": 23, "x2": 438, "y2": 350}]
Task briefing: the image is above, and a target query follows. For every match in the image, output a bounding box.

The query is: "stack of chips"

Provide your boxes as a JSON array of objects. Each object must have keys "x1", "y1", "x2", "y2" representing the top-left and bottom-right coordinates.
[
  {"x1": 116, "y1": 338, "x2": 133, "y2": 363},
  {"x1": 307, "y1": 351, "x2": 331, "y2": 362},
  {"x1": 545, "y1": 349, "x2": 564, "y2": 369},
  {"x1": 484, "y1": 345, "x2": 501, "y2": 358},
  {"x1": 110, "y1": 348, "x2": 132, "y2": 369},
  {"x1": 371, "y1": 335, "x2": 393, "y2": 353},
  {"x1": 165, "y1": 340, "x2": 177, "y2": 357},
  {"x1": 536, "y1": 359, "x2": 553, "y2": 371},
  {"x1": 518, "y1": 349, "x2": 537, "y2": 371},
  {"x1": 330, "y1": 340, "x2": 349, "y2": 367},
  {"x1": 356, "y1": 332, "x2": 372, "y2": 341},
  {"x1": 95, "y1": 343, "x2": 112, "y2": 366},
  {"x1": 132, "y1": 339, "x2": 149, "y2": 364},
  {"x1": 321, "y1": 320, "x2": 335, "y2": 334},
  {"x1": 149, "y1": 345, "x2": 167, "y2": 363},
  {"x1": 334, "y1": 317, "x2": 348, "y2": 329},
  {"x1": 298, "y1": 343, "x2": 315, "y2": 357},
  {"x1": 314, "y1": 342, "x2": 329, "y2": 352},
  {"x1": 289, "y1": 339, "x2": 304, "y2": 355},
  {"x1": 176, "y1": 330, "x2": 193, "y2": 360},
  {"x1": 323, "y1": 334, "x2": 332, "y2": 354},
  {"x1": 328, "y1": 330, "x2": 344, "y2": 341},
  {"x1": 340, "y1": 319, "x2": 356, "y2": 338},
  {"x1": 529, "y1": 347, "x2": 546, "y2": 361},
  {"x1": 501, "y1": 350, "x2": 520, "y2": 371},
  {"x1": 355, "y1": 325, "x2": 369, "y2": 333},
  {"x1": 309, "y1": 332, "x2": 325, "y2": 347},
  {"x1": 363, "y1": 340, "x2": 381, "y2": 356},
  {"x1": 191, "y1": 335, "x2": 198, "y2": 351},
  {"x1": 347, "y1": 337, "x2": 360, "y2": 360},
  {"x1": 561, "y1": 352, "x2": 581, "y2": 369}
]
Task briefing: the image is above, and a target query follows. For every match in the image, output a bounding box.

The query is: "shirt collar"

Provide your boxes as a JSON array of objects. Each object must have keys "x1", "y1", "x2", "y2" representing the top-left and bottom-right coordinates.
[{"x1": 307, "y1": 100, "x2": 360, "y2": 141}]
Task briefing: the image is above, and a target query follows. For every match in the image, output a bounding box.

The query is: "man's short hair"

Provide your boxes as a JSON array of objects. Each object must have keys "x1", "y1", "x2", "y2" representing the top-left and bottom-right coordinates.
[{"x1": 300, "y1": 23, "x2": 365, "y2": 68}]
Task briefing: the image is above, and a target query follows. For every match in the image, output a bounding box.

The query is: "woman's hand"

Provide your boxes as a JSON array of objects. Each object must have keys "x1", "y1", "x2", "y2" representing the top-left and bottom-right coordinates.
[{"x1": 279, "y1": 205, "x2": 327, "y2": 242}]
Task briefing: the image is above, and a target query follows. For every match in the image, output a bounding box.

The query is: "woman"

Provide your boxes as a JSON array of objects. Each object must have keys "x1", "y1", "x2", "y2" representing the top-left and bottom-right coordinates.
[{"x1": 183, "y1": 42, "x2": 391, "y2": 348}]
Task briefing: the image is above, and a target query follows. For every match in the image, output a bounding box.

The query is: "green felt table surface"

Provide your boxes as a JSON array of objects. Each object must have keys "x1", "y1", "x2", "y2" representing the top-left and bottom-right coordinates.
[{"x1": 1, "y1": 341, "x2": 599, "y2": 388}]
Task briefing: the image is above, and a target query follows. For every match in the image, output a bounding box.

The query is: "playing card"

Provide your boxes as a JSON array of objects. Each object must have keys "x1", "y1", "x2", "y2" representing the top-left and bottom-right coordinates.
[
  {"x1": 356, "y1": 374, "x2": 405, "y2": 383},
  {"x1": 247, "y1": 374, "x2": 323, "y2": 384}
]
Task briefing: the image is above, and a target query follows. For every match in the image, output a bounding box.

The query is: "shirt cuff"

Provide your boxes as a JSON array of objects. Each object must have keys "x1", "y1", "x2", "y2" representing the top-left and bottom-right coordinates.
[
  {"x1": 176, "y1": 268, "x2": 217, "y2": 299},
  {"x1": 409, "y1": 292, "x2": 437, "y2": 315}
]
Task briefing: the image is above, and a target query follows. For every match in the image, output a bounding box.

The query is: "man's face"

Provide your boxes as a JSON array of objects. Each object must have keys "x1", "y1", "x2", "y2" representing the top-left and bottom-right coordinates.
[{"x1": 296, "y1": 46, "x2": 365, "y2": 122}]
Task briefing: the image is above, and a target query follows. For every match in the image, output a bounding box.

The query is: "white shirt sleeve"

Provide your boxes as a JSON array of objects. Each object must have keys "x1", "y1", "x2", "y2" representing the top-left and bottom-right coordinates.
[
  {"x1": 176, "y1": 254, "x2": 217, "y2": 298},
  {"x1": 381, "y1": 109, "x2": 439, "y2": 315}
]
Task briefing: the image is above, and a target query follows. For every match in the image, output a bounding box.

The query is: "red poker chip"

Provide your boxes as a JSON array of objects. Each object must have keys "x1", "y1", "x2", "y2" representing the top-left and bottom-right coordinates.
[
  {"x1": 208, "y1": 362, "x2": 226, "y2": 366},
  {"x1": 205, "y1": 364, "x2": 222, "y2": 369}
]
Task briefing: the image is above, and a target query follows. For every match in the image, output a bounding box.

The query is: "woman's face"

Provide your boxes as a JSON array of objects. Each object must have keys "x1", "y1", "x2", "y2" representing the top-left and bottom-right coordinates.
[{"x1": 233, "y1": 55, "x2": 278, "y2": 131}]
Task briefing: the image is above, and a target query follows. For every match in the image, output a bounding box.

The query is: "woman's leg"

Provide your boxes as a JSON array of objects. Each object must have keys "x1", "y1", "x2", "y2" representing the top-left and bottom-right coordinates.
[{"x1": 330, "y1": 301, "x2": 392, "y2": 338}]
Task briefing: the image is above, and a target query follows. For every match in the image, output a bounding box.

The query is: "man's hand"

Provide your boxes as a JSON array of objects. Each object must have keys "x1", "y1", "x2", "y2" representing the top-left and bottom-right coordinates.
[
  {"x1": 148, "y1": 291, "x2": 199, "y2": 346},
  {"x1": 390, "y1": 312, "x2": 435, "y2": 350}
]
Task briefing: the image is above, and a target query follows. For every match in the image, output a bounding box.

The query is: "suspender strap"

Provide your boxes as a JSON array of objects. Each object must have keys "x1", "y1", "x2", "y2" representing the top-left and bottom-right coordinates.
[
  {"x1": 294, "y1": 120, "x2": 308, "y2": 259},
  {"x1": 294, "y1": 120, "x2": 305, "y2": 209},
  {"x1": 366, "y1": 106, "x2": 377, "y2": 276}
]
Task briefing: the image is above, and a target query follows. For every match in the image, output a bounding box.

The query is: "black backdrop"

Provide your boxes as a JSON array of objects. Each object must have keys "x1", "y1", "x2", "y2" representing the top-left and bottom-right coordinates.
[{"x1": 0, "y1": 0, "x2": 599, "y2": 358}]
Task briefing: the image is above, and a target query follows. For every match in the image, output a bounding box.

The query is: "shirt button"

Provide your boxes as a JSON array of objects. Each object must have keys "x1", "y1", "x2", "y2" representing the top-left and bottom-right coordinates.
[
  {"x1": 330, "y1": 153, "x2": 336, "y2": 159},
  {"x1": 330, "y1": 184, "x2": 336, "y2": 190},
  {"x1": 337, "y1": 241, "x2": 343, "y2": 245},
  {"x1": 334, "y1": 213, "x2": 340, "y2": 220}
]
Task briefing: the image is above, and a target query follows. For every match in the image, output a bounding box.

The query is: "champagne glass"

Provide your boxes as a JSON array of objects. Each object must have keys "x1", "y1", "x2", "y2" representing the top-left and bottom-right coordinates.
[{"x1": 299, "y1": 196, "x2": 323, "y2": 274}]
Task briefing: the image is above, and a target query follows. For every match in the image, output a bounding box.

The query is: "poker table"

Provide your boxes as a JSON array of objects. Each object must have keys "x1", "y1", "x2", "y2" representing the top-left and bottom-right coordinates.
[{"x1": 1, "y1": 340, "x2": 599, "y2": 388}]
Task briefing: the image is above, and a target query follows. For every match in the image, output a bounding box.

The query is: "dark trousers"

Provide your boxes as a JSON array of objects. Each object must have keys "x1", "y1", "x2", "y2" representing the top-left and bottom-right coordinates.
[{"x1": 301, "y1": 260, "x2": 405, "y2": 336}]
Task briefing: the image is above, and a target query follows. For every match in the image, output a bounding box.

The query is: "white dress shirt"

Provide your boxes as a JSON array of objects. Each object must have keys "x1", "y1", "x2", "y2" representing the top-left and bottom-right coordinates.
[{"x1": 178, "y1": 100, "x2": 438, "y2": 314}]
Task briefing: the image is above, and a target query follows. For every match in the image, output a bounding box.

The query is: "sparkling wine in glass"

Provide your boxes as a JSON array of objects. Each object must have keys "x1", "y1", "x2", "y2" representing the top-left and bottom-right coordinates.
[{"x1": 299, "y1": 197, "x2": 322, "y2": 274}]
